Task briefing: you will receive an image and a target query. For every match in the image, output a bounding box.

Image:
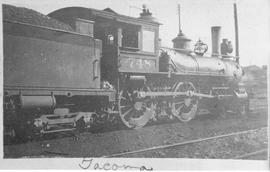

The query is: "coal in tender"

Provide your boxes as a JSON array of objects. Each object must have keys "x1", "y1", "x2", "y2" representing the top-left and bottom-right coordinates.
[{"x1": 3, "y1": 4, "x2": 74, "y2": 31}]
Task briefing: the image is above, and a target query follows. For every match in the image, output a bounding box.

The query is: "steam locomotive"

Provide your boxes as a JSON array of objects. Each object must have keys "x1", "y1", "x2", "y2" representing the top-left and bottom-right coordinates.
[{"x1": 3, "y1": 4, "x2": 248, "y2": 140}]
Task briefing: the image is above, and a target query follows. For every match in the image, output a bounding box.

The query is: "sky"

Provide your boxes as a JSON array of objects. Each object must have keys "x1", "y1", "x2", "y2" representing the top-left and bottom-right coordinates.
[{"x1": 2, "y1": 0, "x2": 270, "y2": 67}]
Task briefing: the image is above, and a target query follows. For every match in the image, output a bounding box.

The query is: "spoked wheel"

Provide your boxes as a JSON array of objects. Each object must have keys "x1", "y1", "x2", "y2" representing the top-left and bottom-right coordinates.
[
  {"x1": 118, "y1": 89, "x2": 155, "y2": 129},
  {"x1": 171, "y1": 82, "x2": 198, "y2": 122}
]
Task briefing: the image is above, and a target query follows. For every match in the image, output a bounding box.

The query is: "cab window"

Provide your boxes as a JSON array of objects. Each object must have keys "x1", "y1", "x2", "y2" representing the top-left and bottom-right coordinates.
[
  {"x1": 142, "y1": 29, "x2": 155, "y2": 53},
  {"x1": 122, "y1": 26, "x2": 139, "y2": 48}
]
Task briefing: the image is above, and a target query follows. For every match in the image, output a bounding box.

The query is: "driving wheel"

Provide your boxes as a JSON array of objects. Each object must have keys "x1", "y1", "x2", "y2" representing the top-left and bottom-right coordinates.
[
  {"x1": 118, "y1": 89, "x2": 155, "y2": 129},
  {"x1": 171, "y1": 82, "x2": 198, "y2": 122}
]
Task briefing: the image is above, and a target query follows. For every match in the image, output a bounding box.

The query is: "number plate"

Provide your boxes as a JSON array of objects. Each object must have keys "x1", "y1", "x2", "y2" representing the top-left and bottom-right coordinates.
[{"x1": 119, "y1": 57, "x2": 156, "y2": 72}]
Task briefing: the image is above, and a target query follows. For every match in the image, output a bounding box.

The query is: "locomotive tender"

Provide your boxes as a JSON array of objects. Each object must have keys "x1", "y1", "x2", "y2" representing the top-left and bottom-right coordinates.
[{"x1": 3, "y1": 4, "x2": 248, "y2": 139}]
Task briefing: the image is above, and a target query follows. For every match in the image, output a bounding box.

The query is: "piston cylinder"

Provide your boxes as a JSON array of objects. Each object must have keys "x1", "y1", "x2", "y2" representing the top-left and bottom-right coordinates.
[{"x1": 20, "y1": 95, "x2": 56, "y2": 109}]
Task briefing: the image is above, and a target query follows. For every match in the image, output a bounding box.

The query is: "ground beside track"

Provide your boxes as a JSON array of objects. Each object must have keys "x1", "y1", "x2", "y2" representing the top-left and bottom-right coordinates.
[
  {"x1": 115, "y1": 127, "x2": 267, "y2": 159},
  {"x1": 4, "y1": 88, "x2": 268, "y2": 159}
]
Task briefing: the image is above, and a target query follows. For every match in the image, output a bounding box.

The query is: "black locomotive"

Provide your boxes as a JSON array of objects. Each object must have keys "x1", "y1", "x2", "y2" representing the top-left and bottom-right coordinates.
[{"x1": 3, "y1": 4, "x2": 248, "y2": 140}]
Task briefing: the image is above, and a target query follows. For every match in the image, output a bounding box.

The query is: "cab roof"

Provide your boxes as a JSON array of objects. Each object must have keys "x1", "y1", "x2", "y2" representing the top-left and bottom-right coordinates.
[{"x1": 48, "y1": 6, "x2": 161, "y2": 28}]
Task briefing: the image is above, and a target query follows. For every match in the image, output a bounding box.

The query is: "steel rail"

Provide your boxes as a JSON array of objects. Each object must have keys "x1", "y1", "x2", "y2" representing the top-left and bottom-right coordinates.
[
  {"x1": 102, "y1": 127, "x2": 267, "y2": 158},
  {"x1": 233, "y1": 149, "x2": 268, "y2": 159}
]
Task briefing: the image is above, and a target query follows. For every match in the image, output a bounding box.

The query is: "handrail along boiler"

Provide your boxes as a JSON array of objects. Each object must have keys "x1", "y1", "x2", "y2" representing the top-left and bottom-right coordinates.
[{"x1": 3, "y1": 4, "x2": 248, "y2": 139}]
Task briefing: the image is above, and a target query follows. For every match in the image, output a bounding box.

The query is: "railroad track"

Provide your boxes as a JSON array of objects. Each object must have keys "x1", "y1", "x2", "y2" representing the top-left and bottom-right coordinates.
[
  {"x1": 102, "y1": 127, "x2": 267, "y2": 158},
  {"x1": 233, "y1": 149, "x2": 268, "y2": 159}
]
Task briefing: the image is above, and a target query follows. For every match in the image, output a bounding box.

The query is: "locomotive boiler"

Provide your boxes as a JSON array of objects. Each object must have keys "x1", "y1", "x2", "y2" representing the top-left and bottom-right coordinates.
[{"x1": 3, "y1": 4, "x2": 248, "y2": 141}]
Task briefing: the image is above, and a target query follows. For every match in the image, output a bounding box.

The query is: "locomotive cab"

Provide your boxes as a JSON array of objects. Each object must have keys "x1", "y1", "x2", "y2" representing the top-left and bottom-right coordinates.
[{"x1": 49, "y1": 6, "x2": 160, "y2": 87}]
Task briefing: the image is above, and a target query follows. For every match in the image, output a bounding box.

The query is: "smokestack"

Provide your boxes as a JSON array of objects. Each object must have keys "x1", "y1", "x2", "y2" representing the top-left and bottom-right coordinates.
[{"x1": 211, "y1": 26, "x2": 221, "y2": 57}]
